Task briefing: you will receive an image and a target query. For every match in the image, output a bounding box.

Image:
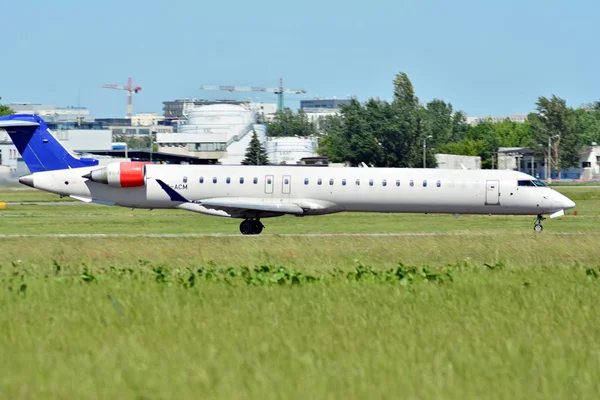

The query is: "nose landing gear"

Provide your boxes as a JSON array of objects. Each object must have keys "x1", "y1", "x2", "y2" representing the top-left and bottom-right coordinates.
[
  {"x1": 533, "y1": 214, "x2": 545, "y2": 232},
  {"x1": 239, "y1": 219, "x2": 264, "y2": 235}
]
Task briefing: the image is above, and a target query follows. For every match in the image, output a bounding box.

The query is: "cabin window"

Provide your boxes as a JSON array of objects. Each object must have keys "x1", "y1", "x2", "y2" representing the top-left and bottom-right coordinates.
[
  {"x1": 355, "y1": 179, "x2": 360, "y2": 186},
  {"x1": 369, "y1": 179, "x2": 374, "y2": 186},
  {"x1": 410, "y1": 180, "x2": 414, "y2": 187},
  {"x1": 518, "y1": 180, "x2": 535, "y2": 187},
  {"x1": 284, "y1": 178, "x2": 289, "y2": 185},
  {"x1": 518, "y1": 180, "x2": 545, "y2": 187},
  {"x1": 382, "y1": 179, "x2": 387, "y2": 187},
  {"x1": 329, "y1": 179, "x2": 334, "y2": 185},
  {"x1": 342, "y1": 179, "x2": 347, "y2": 186},
  {"x1": 304, "y1": 178, "x2": 309, "y2": 185},
  {"x1": 239, "y1": 177, "x2": 244, "y2": 184},
  {"x1": 183, "y1": 176, "x2": 188, "y2": 183},
  {"x1": 267, "y1": 178, "x2": 272, "y2": 184},
  {"x1": 253, "y1": 177, "x2": 258, "y2": 184},
  {"x1": 436, "y1": 180, "x2": 441, "y2": 188},
  {"x1": 318, "y1": 178, "x2": 322, "y2": 185},
  {"x1": 213, "y1": 177, "x2": 217, "y2": 184},
  {"x1": 423, "y1": 180, "x2": 427, "y2": 187},
  {"x1": 199, "y1": 177, "x2": 204, "y2": 184},
  {"x1": 396, "y1": 180, "x2": 400, "y2": 187},
  {"x1": 226, "y1": 177, "x2": 231, "y2": 184}
]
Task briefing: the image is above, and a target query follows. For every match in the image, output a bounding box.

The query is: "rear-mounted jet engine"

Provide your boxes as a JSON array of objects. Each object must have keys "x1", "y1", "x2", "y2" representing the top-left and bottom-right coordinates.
[{"x1": 82, "y1": 162, "x2": 148, "y2": 187}]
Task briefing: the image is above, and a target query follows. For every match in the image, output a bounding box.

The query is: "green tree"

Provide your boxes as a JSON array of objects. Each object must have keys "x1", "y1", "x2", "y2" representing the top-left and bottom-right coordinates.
[
  {"x1": 267, "y1": 108, "x2": 318, "y2": 137},
  {"x1": 425, "y1": 99, "x2": 453, "y2": 144},
  {"x1": 450, "y1": 111, "x2": 469, "y2": 142},
  {"x1": 385, "y1": 72, "x2": 422, "y2": 167},
  {"x1": 319, "y1": 72, "x2": 429, "y2": 167},
  {"x1": 0, "y1": 104, "x2": 14, "y2": 116},
  {"x1": 318, "y1": 99, "x2": 383, "y2": 166},
  {"x1": 393, "y1": 72, "x2": 417, "y2": 108},
  {"x1": 437, "y1": 138, "x2": 488, "y2": 157},
  {"x1": 241, "y1": 130, "x2": 269, "y2": 165},
  {"x1": 459, "y1": 119, "x2": 534, "y2": 169},
  {"x1": 574, "y1": 107, "x2": 600, "y2": 145},
  {"x1": 529, "y1": 95, "x2": 580, "y2": 175}
]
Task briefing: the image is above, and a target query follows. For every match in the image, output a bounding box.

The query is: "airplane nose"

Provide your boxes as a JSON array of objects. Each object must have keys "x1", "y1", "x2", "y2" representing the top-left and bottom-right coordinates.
[
  {"x1": 18, "y1": 174, "x2": 34, "y2": 188},
  {"x1": 564, "y1": 198, "x2": 576, "y2": 210},
  {"x1": 553, "y1": 192, "x2": 575, "y2": 210}
]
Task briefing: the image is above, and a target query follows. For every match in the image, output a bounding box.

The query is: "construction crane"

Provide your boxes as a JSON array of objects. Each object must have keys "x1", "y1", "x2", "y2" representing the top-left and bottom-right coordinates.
[
  {"x1": 200, "y1": 78, "x2": 306, "y2": 111},
  {"x1": 102, "y1": 77, "x2": 142, "y2": 119}
]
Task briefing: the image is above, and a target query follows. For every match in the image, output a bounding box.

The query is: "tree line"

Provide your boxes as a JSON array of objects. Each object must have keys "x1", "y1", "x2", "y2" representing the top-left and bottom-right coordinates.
[
  {"x1": 0, "y1": 105, "x2": 12, "y2": 117},
  {"x1": 4, "y1": 75, "x2": 599, "y2": 173},
  {"x1": 267, "y1": 73, "x2": 600, "y2": 172}
]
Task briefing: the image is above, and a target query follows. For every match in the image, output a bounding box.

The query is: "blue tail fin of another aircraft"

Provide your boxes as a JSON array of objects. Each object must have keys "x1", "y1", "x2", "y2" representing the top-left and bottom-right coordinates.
[{"x1": 0, "y1": 114, "x2": 98, "y2": 173}]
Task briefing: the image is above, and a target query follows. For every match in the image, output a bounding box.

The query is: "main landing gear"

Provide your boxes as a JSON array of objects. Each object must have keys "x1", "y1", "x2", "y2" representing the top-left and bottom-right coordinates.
[
  {"x1": 533, "y1": 214, "x2": 545, "y2": 232},
  {"x1": 239, "y1": 219, "x2": 264, "y2": 235}
]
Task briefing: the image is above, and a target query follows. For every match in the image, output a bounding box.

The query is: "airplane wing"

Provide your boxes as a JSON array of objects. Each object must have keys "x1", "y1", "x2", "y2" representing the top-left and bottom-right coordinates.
[
  {"x1": 200, "y1": 198, "x2": 304, "y2": 215},
  {"x1": 156, "y1": 179, "x2": 304, "y2": 218}
]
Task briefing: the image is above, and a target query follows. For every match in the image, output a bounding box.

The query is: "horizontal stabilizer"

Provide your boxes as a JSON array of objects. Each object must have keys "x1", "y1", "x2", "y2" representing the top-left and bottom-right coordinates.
[{"x1": 0, "y1": 120, "x2": 39, "y2": 128}]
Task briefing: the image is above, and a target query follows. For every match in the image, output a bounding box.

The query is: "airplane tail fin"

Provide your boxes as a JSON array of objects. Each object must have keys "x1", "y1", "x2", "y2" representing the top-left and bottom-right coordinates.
[{"x1": 0, "y1": 114, "x2": 98, "y2": 173}]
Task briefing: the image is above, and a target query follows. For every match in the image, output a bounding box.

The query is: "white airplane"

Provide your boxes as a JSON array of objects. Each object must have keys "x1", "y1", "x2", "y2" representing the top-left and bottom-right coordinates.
[{"x1": 0, "y1": 114, "x2": 575, "y2": 234}]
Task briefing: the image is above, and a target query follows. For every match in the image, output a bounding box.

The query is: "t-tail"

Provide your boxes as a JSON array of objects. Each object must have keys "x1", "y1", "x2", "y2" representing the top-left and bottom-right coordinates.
[{"x1": 0, "y1": 114, "x2": 99, "y2": 172}]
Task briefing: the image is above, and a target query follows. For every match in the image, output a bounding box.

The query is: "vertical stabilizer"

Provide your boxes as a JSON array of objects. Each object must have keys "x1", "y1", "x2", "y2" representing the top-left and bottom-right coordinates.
[{"x1": 0, "y1": 114, "x2": 98, "y2": 172}]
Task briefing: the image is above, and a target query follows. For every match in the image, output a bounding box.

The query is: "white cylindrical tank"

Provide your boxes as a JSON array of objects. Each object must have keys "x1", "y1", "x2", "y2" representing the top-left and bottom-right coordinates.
[
  {"x1": 182, "y1": 104, "x2": 253, "y2": 129},
  {"x1": 265, "y1": 137, "x2": 318, "y2": 165}
]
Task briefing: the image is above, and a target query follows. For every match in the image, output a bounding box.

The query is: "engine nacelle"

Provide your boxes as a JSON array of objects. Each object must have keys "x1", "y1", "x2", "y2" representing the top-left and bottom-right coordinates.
[{"x1": 84, "y1": 162, "x2": 148, "y2": 188}]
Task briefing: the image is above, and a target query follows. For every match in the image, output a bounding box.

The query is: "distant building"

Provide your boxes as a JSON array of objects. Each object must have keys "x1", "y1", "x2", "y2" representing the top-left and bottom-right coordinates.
[
  {"x1": 95, "y1": 117, "x2": 173, "y2": 138},
  {"x1": 497, "y1": 145, "x2": 600, "y2": 180},
  {"x1": 130, "y1": 112, "x2": 165, "y2": 126},
  {"x1": 466, "y1": 114, "x2": 528, "y2": 125},
  {"x1": 7, "y1": 103, "x2": 90, "y2": 123},
  {"x1": 435, "y1": 154, "x2": 481, "y2": 170},
  {"x1": 300, "y1": 98, "x2": 351, "y2": 131},
  {"x1": 163, "y1": 99, "x2": 277, "y2": 121},
  {"x1": 300, "y1": 99, "x2": 351, "y2": 110},
  {"x1": 157, "y1": 103, "x2": 268, "y2": 164}
]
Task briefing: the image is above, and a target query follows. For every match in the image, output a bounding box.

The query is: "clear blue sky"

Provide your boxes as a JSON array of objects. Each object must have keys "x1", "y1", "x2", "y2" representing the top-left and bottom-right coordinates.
[{"x1": 2, "y1": 0, "x2": 598, "y2": 118}]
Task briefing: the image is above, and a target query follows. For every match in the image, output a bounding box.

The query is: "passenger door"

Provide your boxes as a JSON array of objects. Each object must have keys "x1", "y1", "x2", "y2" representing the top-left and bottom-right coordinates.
[
  {"x1": 282, "y1": 175, "x2": 291, "y2": 195},
  {"x1": 485, "y1": 180, "x2": 500, "y2": 205}
]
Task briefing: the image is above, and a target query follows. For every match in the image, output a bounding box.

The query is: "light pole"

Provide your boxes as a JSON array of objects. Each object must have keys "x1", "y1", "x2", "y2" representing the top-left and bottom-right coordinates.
[
  {"x1": 423, "y1": 135, "x2": 432, "y2": 168},
  {"x1": 150, "y1": 130, "x2": 157, "y2": 163}
]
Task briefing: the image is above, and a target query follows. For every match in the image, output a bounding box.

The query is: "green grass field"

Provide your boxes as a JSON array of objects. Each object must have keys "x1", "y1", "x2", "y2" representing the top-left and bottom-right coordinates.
[{"x1": 1, "y1": 187, "x2": 600, "y2": 399}]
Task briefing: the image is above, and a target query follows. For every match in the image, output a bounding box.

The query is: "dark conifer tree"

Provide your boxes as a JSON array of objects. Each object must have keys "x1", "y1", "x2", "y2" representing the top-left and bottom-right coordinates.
[{"x1": 241, "y1": 130, "x2": 269, "y2": 165}]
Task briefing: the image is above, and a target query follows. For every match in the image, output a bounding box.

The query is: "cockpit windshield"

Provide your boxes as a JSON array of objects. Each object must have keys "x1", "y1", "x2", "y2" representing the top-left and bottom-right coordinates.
[{"x1": 518, "y1": 180, "x2": 546, "y2": 187}]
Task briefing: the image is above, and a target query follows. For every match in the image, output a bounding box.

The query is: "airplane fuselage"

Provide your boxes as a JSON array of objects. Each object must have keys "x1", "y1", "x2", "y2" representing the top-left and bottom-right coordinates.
[{"x1": 27, "y1": 164, "x2": 572, "y2": 217}]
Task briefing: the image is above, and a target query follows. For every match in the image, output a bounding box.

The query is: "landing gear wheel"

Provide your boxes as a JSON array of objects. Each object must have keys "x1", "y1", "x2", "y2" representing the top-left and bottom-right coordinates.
[
  {"x1": 533, "y1": 214, "x2": 545, "y2": 232},
  {"x1": 251, "y1": 220, "x2": 264, "y2": 235},
  {"x1": 239, "y1": 219, "x2": 264, "y2": 235},
  {"x1": 240, "y1": 220, "x2": 254, "y2": 235}
]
